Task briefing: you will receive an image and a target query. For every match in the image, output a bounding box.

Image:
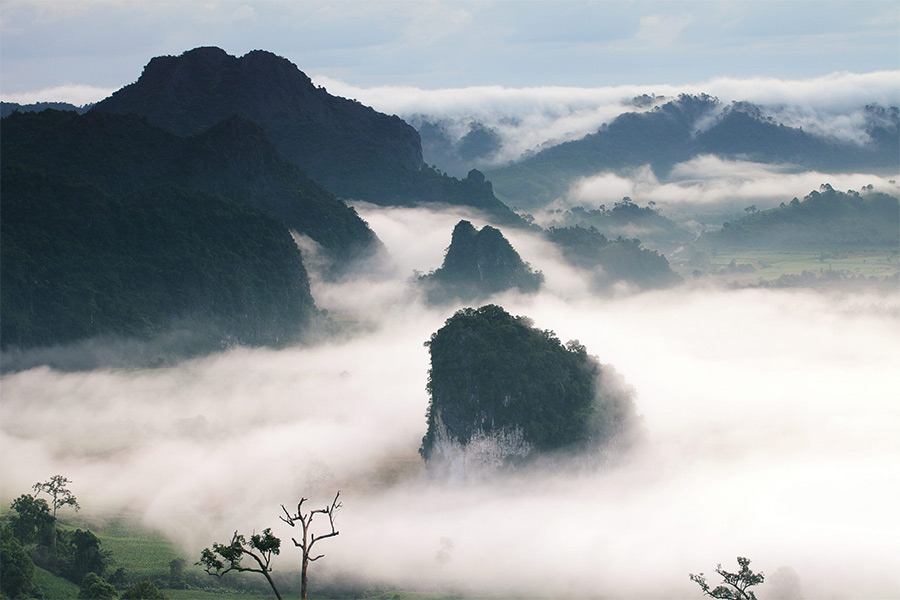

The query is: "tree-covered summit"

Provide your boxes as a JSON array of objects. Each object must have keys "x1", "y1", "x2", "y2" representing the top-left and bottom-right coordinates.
[
  {"x1": 421, "y1": 305, "x2": 637, "y2": 478},
  {"x1": 419, "y1": 221, "x2": 544, "y2": 304}
]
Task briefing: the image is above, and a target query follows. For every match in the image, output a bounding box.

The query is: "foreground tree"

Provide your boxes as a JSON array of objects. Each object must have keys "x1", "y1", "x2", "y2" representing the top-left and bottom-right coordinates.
[
  {"x1": 690, "y1": 556, "x2": 765, "y2": 600},
  {"x1": 8, "y1": 493, "x2": 55, "y2": 546},
  {"x1": 33, "y1": 474, "x2": 80, "y2": 567},
  {"x1": 78, "y1": 572, "x2": 117, "y2": 599},
  {"x1": 120, "y1": 579, "x2": 168, "y2": 599},
  {"x1": 279, "y1": 491, "x2": 341, "y2": 600},
  {"x1": 1, "y1": 524, "x2": 37, "y2": 599},
  {"x1": 198, "y1": 528, "x2": 283, "y2": 600},
  {"x1": 33, "y1": 475, "x2": 80, "y2": 519}
]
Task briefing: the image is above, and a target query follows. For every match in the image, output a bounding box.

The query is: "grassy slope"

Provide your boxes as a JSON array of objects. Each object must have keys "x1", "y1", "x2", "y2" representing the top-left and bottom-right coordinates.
[{"x1": 32, "y1": 566, "x2": 80, "y2": 599}]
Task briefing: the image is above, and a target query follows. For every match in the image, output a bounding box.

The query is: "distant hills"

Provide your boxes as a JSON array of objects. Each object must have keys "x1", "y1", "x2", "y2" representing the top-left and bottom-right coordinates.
[
  {"x1": 483, "y1": 95, "x2": 900, "y2": 209},
  {"x1": 92, "y1": 47, "x2": 525, "y2": 226},
  {"x1": 694, "y1": 184, "x2": 900, "y2": 252},
  {"x1": 545, "y1": 225, "x2": 682, "y2": 290}
]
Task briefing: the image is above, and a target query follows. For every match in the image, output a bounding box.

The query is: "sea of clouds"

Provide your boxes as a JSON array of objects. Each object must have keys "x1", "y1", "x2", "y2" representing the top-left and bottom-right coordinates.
[{"x1": 2, "y1": 202, "x2": 898, "y2": 598}]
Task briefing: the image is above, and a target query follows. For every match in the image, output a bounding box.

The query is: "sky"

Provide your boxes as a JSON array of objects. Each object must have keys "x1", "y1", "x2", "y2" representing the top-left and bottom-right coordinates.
[{"x1": 1, "y1": 0, "x2": 899, "y2": 105}]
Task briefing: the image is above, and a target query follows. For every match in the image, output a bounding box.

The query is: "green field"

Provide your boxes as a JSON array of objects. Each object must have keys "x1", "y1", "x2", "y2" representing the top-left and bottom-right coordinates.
[{"x1": 671, "y1": 250, "x2": 900, "y2": 284}]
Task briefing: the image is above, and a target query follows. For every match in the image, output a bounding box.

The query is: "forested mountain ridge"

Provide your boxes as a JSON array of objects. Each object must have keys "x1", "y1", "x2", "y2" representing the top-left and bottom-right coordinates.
[
  {"x1": 694, "y1": 184, "x2": 900, "y2": 251},
  {"x1": 421, "y1": 305, "x2": 637, "y2": 479},
  {"x1": 0, "y1": 166, "x2": 318, "y2": 355},
  {"x1": 92, "y1": 46, "x2": 527, "y2": 225},
  {"x1": 486, "y1": 95, "x2": 900, "y2": 209},
  {"x1": 0, "y1": 109, "x2": 380, "y2": 266}
]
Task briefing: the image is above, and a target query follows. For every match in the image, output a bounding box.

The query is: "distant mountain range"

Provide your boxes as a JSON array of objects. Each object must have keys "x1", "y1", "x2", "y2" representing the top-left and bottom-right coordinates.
[{"x1": 480, "y1": 95, "x2": 900, "y2": 209}]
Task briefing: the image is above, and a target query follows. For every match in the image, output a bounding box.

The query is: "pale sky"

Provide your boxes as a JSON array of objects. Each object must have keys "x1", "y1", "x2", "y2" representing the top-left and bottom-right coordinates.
[{"x1": 1, "y1": 0, "x2": 899, "y2": 105}]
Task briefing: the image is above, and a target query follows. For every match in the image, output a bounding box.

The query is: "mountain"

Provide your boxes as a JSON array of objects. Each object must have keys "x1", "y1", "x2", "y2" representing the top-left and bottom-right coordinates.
[
  {"x1": 544, "y1": 225, "x2": 682, "y2": 290},
  {"x1": 0, "y1": 165, "x2": 318, "y2": 357},
  {"x1": 485, "y1": 95, "x2": 900, "y2": 209},
  {"x1": 693, "y1": 184, "x2": 900, "y2": 252},
  {"x1": 421, "y1": 305, "x2": 637, "y2": 479},
  {"x1": 92, "y1": 47, "x2": 526, "y2": 225},
  {"x1": 418, "y1": 220, "x2": 543, "y2": 304},
  {"x1": 0, "y1": 109, "x2": 380, "y2": 268}
]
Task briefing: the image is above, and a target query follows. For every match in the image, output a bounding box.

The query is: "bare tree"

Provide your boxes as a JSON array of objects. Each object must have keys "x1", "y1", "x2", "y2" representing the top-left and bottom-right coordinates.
[
  {"x1": 690, "y1": 556, "x2": 764, "y2": 600},
  {"x1": 198, "y1": 528, "x2": 282, "y2": 600},
  {"x1": 279, "y1": 491, "x2": 341, "y2": 600}
]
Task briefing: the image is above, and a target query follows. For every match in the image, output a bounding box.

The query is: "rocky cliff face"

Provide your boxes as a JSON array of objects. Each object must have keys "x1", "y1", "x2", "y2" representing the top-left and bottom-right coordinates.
[
  {"x1": 421, "y1": 305, "x2": 637, "y2": 479},
  {"x1": 419, "y1": 220, "x2": 543, "y2": 303}
]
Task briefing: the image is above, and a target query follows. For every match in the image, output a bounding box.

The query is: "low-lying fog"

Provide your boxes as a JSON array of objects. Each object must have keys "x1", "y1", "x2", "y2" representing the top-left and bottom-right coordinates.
[{"x1": 2, "y1": 204, "x2": 898, "y2": 599}]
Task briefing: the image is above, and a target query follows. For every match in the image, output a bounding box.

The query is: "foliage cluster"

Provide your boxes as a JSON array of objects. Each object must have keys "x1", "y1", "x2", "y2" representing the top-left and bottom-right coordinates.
[
  {"x1": 421, "y1": 305, "x2": 634, "y2": 462},
  {"x1": 690, "y1": 556, "x2": 764, "y2": 600},
  {"x1": 1, "y1": 478, "x2": 173, "y2": 600}
]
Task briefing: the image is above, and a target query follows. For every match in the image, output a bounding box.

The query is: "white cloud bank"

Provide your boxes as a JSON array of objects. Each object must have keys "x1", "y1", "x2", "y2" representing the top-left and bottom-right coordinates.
[
  {"x1": 314, "y1": 70, "x2": 900, "y2": 166},
  {"x1": 2, "y1": 204, "x2": 898, "y2": 598},
  {"x1": 568, "y1": 157, "x2": 900, "y2": 211},
  {"x1": 0, "y1": 83, "x2": 117, "y2": 106}
]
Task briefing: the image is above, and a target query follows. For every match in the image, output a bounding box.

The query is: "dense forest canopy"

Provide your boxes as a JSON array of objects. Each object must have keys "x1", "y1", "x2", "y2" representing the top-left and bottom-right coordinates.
[
  {"x1": 0, "y1": 166, "x2": 318, "y2": 355},
  {"x1": 695, "y1": 184, "x2": 900, "y2": 251},
  {"x1": 421, "y1": 305, "x2": 636, "y2": 469}
]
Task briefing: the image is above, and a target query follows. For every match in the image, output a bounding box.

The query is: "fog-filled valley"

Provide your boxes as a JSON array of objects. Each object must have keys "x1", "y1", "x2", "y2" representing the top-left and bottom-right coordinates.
[
  {"x1": 2, "y1": 200, "x2": 898, "y2": 598},
  {"x1": 1, "y1": 20, "x2": 899, "y2": 597}
]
